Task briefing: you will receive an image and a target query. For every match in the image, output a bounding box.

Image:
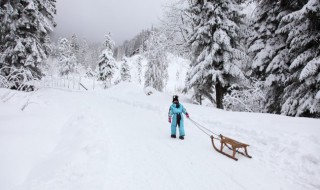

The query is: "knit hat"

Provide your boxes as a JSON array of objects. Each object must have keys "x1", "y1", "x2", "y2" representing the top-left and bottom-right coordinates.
[{"x1": 172, "y1": 95, "x2": 179, "y2": 102}]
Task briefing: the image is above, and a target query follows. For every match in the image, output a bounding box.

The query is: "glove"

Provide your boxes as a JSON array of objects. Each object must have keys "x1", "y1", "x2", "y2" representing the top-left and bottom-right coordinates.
[
  {"x1": 168, "y1": 117, "x2": 172, "y2": 123},
  {"x1": 186, "y1": 113, "x2": 190, "y2": 118}
]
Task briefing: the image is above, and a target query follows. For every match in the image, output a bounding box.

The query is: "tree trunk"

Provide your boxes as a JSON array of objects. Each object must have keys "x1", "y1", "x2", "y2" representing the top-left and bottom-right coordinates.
[{"x1": 215, "y1": 82, "x2": 224, "y2": 109}]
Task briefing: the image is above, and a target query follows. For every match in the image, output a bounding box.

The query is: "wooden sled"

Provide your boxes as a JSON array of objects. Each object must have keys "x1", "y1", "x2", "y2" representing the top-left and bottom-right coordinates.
[{"x1": 210, "y1": 135, "x2": 252, "y2": 161}]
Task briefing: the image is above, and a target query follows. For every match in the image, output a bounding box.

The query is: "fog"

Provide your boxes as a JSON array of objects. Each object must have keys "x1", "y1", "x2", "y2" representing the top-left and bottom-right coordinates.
[{"x1": 54, "y1": 0, "x2": 170, "y2": 45}]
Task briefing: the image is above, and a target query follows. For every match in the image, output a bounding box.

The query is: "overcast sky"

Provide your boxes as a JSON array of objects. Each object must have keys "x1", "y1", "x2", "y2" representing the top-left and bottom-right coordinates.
[{"x1": 54, "y1": 0, "x2": 170, "y2": 45}]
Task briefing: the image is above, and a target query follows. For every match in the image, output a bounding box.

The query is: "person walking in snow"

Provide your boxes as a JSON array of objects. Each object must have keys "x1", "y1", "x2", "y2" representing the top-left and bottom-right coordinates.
[{"x1": 168, "y1": 95, "x2": 189, "y2": 140}]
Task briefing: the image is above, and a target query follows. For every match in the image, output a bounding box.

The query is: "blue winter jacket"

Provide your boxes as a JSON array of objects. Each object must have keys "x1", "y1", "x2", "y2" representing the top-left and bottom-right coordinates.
[{"x1": 168, "y1": 103, "x2": 187, "y2": 129}]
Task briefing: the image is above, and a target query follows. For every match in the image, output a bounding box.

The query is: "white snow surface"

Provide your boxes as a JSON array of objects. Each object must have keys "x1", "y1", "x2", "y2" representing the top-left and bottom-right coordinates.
[{"x1": 1, "y1": 83, "x2": 320, "y2": 190}]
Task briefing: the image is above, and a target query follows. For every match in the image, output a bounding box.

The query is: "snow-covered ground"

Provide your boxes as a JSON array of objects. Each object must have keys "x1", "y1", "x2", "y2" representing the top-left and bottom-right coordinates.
[{"x1": 1, "y1": 83, "x2": 319, "y2": 190}]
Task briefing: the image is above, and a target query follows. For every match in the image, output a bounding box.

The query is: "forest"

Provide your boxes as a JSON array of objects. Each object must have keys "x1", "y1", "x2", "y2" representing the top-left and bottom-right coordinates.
[{"x1": 0, "y1": 0, "x2": 319, "y2": 118}]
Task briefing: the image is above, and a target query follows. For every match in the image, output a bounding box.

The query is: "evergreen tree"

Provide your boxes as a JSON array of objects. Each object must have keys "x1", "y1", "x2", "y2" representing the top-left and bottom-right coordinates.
[
  {"x1": 88, "y1": 43, "x2": 101, "y2": 69},
  {"x1": 277, "y1": 0, "x2": 320, "y2": 117},
  {"x1": 120, "y1": 58, "x2": 131, "y2": 82},
  {"x1": 70, "y1": 34, "x2": 80, "y2": 56},
  {"x1": 137, "y1": 56, "x2": 143, "y2": 84},
  {"x1": 78, "y1": 38, "x2": 89, "y2": 67},
  {"x1": 191, "y1": 80, "x2": 215, "y2": 105},
  {"x1": 144, "y1": 62, "x2": 166, "y2": 91},
  {"x1": 144, "y1": 31, "x2": 168, "y2": 91},
  {"x1": 247, "y1": 0, "x2": 295, "y2": 113},
  {"x1": 57, "y1": 38, "x2": 78, "y2": 76},
  {"x1": 97, "y1": 33, "x2": 117, "y2": 88},
  {"x1": 117, "y1": 29, "x2": 153, "y2": 57},
  {"x1": 161, "y1": 0, "x2": 192, "y2": 58},
  {"x1": 248, "y1": 0, "x2": 319, "y2": 117},
  {"x1": 85, "y1": 66, "x2": 96, "y2": 78},
  {"x1": 0, "y1": 0, "x2": 56, "y2": 89},
  {"x1": 185, "y1": 0, "x2": 246, "y2": 109}
]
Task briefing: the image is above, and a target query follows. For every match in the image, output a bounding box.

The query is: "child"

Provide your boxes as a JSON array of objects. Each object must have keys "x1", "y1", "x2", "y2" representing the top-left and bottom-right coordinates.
[{"x1": 168, "y1": 95, "x2": 189, "y2": 140}]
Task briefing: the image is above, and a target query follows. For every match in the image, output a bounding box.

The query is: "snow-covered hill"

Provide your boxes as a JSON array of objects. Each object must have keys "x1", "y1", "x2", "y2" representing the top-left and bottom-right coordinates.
[{"x1": 0, "y1": 83, "x2": 319, "y2": 190}]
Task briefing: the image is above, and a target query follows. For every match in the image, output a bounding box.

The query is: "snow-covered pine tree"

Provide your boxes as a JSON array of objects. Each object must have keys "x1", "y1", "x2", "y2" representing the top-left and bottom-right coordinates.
[
  {"x1": 57, "y1": 38, "x2": 78, "y2": 76},
  {"x1": 118, "y1": 29, "x2": 153, "y2": 57},
  {"x1": 78, "y1": 38, "x2": 89, "y2": 67},
  {"x1": 144, "y1": 31, "x2": 168, "y2": 91},
  {"x1": 161, "y1": 0, "x2": 192, "y2": 58},
  {"x1": 223, "y1": 78, "x2": 266, "y2": 112},
  {"x1": 137, "y1": 56, "x2": 143, "y2": 84},
  {"x1": 103, "y1": 33, "x2": 115, "y2": 54},
  {"x1": 120, "y1": 58, "x2": 131, "y2": 82},
  {"x1": 89, "y1": 44, "x2": 101, "y2": 69},
  {"x1": 247, "y1": 0, "x2": 297, "y2": 113},
  {"x1": 185, "y1": 0, "x2": 247, "y2": 109},
  {"x1": 70, "y1": 34, "x2": 80, "y2": 57},
  {"x1": 276, "y1": 0, "x2": 320, "y2": 117},
  {"x1": 0, "y1": 0, "x2": 56, "y2": 89},
  {"x1": 190, "y1": 80, "x2": 215, "y2": 105},
  {"x1": 97, "y1": 33, "x2": 117, "y2": 88},
  {"x1": 85, "y1": 67, "x2": 96, "y2": 78}
]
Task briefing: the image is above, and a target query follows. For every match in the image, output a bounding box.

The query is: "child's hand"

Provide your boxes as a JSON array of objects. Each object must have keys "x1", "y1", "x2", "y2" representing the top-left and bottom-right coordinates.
[
  {"x1": 168, "y1": 117, "x2": 172, "y2": 123},
  {"x1": 186, "y1": 113, "x2": 190, "y2": 118}
]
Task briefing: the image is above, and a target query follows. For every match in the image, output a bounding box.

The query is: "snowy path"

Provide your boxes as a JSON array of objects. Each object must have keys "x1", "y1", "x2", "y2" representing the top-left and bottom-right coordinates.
[{"x1": 0, "y1": 84, "x2": 319, "y2": 190}]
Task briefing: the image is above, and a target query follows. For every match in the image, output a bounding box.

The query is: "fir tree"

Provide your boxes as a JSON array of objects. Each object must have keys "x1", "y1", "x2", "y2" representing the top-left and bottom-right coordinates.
[
  {"x1": 161, "y1": 0, "x2": 192, "y2": 58},
  {"x1": 85, "y1": 66, "x2": 96, "y2": 78},
  {"x1": 70, "y1": 34, "x2": 80, "y2": 56},
  {"x1": 144, "y1": 31, "x2": 168, "y2": 91},
  {"x1": 76, "y1": 38, "x2": 89, "y2": 67},
  {"x1": 277, "y1": 0, "x2": 320, "y2": 117},
  {"x1": 185, "y1": 0, "x2": 246, "y2": 109},
  {"x1": 248, "y1": 0, "x2": 319, "y2": 117},
  {"x1": 137, "y1": 56, "x2": 143, "y2": 84},
  {"x1": 247, "y1": 0, "x2": 296, "y2": 113},
  {"x1": 57, "y1": 38, "x2": 78, "y2": 76},
  {"x1": 120, "y1": 58, "x2": 131, "y2": 82},
  {"x1": 0, "y1": 0, "x2": 56, "y2": 89},
  {"x1": 97, "y1": 33, "x2": 117, "y2": 88}
]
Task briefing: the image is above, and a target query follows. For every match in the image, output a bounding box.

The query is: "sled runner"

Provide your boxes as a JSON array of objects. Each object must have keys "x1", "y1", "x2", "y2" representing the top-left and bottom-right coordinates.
[{"x1": 210, "y1": 135, "x2": 252, "y2": 161}]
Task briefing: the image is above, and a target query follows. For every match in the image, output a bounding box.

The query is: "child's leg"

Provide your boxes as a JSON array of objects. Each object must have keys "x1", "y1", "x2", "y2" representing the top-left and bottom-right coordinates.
[
  {"x1": 179, "y1": 123, "x2": 185, "y2": 137},
  {"x1": 171, "y1": 124, "x2": 176, "y2": 135}
]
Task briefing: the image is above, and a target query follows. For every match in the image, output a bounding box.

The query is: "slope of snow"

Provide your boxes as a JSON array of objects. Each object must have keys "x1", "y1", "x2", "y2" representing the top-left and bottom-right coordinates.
[{"x1": 0, "y1": 83, "x2": 319, "y2": 190}]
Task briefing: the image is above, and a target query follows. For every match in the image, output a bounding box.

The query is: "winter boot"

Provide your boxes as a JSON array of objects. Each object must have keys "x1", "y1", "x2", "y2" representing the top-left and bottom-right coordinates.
[
  {"x1": 171, "y1": 134, "x2": 176, "y2": 138},
  {"x1": 179, "y1": 136, "x2": 184, "y2": 140}
]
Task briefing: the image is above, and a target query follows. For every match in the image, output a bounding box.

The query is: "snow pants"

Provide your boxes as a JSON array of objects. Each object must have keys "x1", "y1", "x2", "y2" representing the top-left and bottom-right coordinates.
[{"x1": 171, "y1": 113, "x2": 185, "y2": 137}]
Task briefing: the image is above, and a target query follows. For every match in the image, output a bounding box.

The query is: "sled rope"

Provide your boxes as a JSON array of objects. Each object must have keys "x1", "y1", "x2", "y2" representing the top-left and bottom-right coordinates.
[{"x1": 188, "y1": 118, "x2": 220, "y2": 140}]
